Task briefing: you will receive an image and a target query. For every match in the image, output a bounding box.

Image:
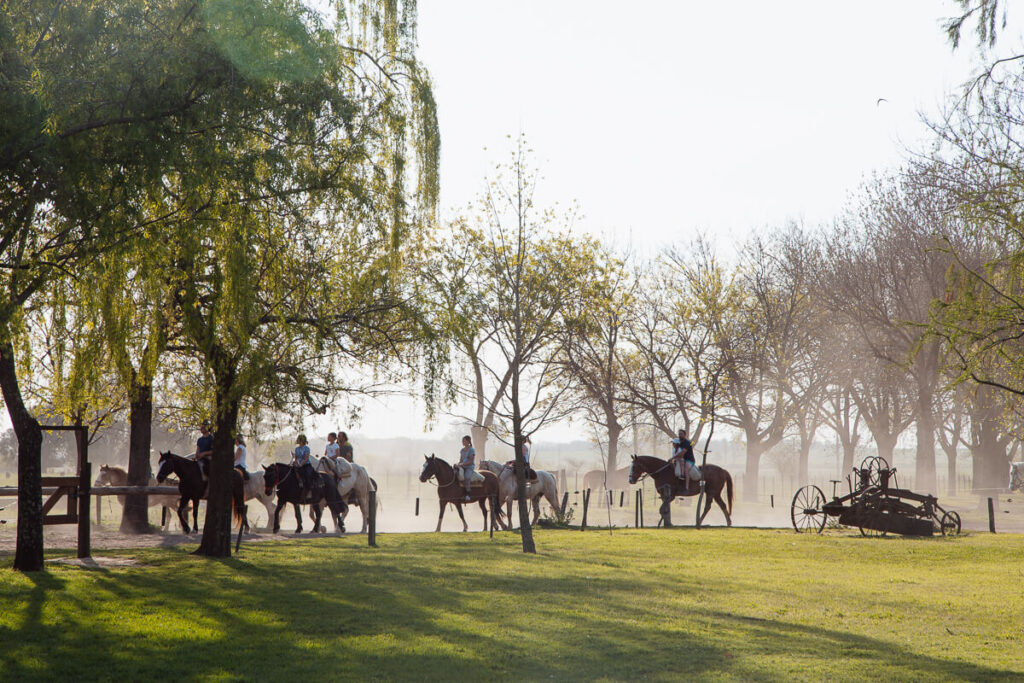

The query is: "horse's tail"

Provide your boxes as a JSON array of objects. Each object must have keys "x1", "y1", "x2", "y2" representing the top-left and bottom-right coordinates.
[
  {"x1": 232, "y1": 474, "x2": 246, "y2": 529},
  {"x1": 725, "y1": 470, "x2": 733, "y2": 516}
]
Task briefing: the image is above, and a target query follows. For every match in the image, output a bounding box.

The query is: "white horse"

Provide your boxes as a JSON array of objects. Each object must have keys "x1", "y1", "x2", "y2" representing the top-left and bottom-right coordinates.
[
  {"x1": 1010, "y1": 462, "x2": 1024, "y2": 493},
  {"x1": 94, "y1": 464, "x2": 180, "y2": 529},
  {"x1": 316, "y1": 457, "x2": 378, "y2": 533},
  {"x1": 479, "y1": 460, "x2": 560, "y2": 525}
]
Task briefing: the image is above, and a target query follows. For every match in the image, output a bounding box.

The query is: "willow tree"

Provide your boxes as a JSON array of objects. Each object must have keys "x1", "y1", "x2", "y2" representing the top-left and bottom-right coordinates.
[
  {"x1": 162, "y1": 1, "x2": 441, "y2": 558},
  {"x1": 1, "y1": 0, "x2": 438, "y2": 567},
  {"x1": 0, "y1": 0, "x2": 259, "y2": 570}
]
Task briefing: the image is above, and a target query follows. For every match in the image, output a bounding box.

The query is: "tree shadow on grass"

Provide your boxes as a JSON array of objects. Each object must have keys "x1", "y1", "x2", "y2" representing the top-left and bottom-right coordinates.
[{"x1": 0, "y1": 540, "x2": 1019, "y2": 682}]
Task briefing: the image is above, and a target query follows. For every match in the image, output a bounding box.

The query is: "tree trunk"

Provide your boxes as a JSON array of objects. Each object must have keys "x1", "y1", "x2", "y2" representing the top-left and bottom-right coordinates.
[
  {"x1": 471, "y1": 424, "x2": 489, "y2": 461},
  {"x1": 939, "y1": 442, "x2": 958, "y2": 497},
  {"x1": 840, "y1": 436, "x2": 856, "y2": 478},
  {"x1": 872, "y1": 433, "x2": 897, "y2": 465},
  {"x1": 120, "y1": 379, "x2": 154, "y2": 534},
  {"x1": 971, "y1": 421, "x2": 1009, "y2": 494},
  {"x1": 915, "y1": 405, "x2": 937, "y2": 494},
  {"x1": 511, "y1": 367, "x2": 535, "y2": 553},
  {"x1": 605, "y1": 419, "x2": 622, "y2": 475},
  {"x1": 0, "y1": 333, "x2": 44, "y2": 571},
  {"x1": 196, "y1": 367, "x2": 240, "y2": 557},
  {"x1": 797, "y1": 435, "x2": 811, "y2": 487},
  {"x1": 743, "y1": 440, "x2": 763, "y2": 503}
]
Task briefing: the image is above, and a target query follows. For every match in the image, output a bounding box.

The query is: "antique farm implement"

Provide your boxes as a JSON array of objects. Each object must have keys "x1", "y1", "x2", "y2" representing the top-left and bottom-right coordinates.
[{"x1": 791, "y1": 457, "x2": 961, "y2": 536}]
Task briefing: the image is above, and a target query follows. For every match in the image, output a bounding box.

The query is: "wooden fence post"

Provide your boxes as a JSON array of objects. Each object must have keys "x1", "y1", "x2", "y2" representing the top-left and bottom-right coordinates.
[
  {"x1": 96, "y1": 494, "x2": 102, "y2": 526},
  {"x1": 988, "y1": 497, "x2": 996, "y2": 533},
  {"x1": 78, "y1": 462, "x2": 91, "y2": 559},
  {"x1": 415, "y1": 497, "x2": 419, "y2": 516},
  {"x1": 368, "y1": 490, "x2": 377, "y2": 547},
  {"x1": 581, "y1": 488, "x2": 591, "y2": 531},
  {"x1": 619, "y1": 491, "x2": 625, "y2": 507},
  {"x1": 489, "y1": 495, "x2": 495, "y2": 539},
  {"x1": 634, "y1": 490, "x2": 640, "y2": 528},
  {"x1": 560, "y1": 491, "x2": 569, "y2": 517},
  {"x1": 639, "y1": 489, "x2": 644, "y2": 528}
]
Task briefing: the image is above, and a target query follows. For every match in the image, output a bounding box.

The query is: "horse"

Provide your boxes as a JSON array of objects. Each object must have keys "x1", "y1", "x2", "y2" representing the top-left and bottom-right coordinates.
[
  {"x1": 317, "y1": 457, "x2": 377, "y2": 533},
  {"x1": 419, "y1": 455, "x2": 504, "y2": 532},
  {"x1": 582, "y1": 466, "x2": 631, "y2": 505},
  {"x1": 1010, "y1": 462, "x2": 1024, "y2": 493},
  {"x1": 94, "y1": 464, "x2": 181, "y2": 530},
  {"x1": 479, "y1": 460, "x2": 560, "y2": 526},
  {"x1": 262, "y1": 462, "x2": 348, "y2": 534},
  {"x1": 155, "y1": 451, "x2": 248, "y2": 534},
  {"x1": 628, "y1": 455, "x2": 733, "y2": 527}
]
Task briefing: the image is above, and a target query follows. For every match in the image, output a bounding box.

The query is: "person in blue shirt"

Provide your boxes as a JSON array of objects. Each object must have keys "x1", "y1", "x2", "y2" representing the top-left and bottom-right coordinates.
[
  {"x1": 458, "y1": 435, "x2": 475, "y2": 501},
  {"x1": 194, "y1": 420, "x2": 214, "y2": 478},
  {"x1": 290, "y1": 434, "x2": 317, "y2": 492}
]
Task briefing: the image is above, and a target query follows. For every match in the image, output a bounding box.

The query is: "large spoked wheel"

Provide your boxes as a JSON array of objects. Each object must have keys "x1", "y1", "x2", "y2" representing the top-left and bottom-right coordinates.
[
  {"x1": 939, "y1": 510, "x2": 961, "y2": 536},
  {"x1": 791, "y1": 485, "x2": 827, "y2": 533},
  {"x1": 858, "y1": 456, "x2": 890, "y2": 489}
]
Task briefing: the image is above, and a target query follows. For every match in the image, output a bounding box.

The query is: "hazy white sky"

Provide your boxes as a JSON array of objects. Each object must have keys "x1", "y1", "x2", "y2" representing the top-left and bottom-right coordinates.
[{"x1": 346, "y1": 2, "x2": 1008, "y2": 444}]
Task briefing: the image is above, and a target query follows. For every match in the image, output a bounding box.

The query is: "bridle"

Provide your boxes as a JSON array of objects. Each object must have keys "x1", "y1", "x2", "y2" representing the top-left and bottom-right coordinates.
[
  {"x1": 422, "y1": 458, "x2": 457, "y2": 489},
  {"x1": 266, "y1": 464, "x2": 295, "y2": 496},
  {"x1": 629, "y1": 458, "x2": 669, "y2": 485}
]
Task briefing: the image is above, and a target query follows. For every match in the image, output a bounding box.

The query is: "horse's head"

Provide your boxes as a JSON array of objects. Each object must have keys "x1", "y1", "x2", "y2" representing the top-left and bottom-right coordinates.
[
  {"x1": 263, "y1": 464, "x2": 278, "y2": 495},
  {"x1": 628, "y1": 455, "x2": 642, "y2": 485},
  {"x1": 419, "y1": 454, "x2": 437, "y2": 483},
  {"x1": 155, "y1": 452, "x2": 174, "y2": 483},
  {"x1": 94, "y1": 464, "x2": 112, "y2": 487}
]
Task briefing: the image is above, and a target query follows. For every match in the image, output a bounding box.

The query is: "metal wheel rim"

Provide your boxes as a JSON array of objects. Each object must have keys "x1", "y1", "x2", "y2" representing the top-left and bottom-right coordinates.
[
  {"x1": 791, "y1": 485, "x2": 827, "y2": 533},
  {"x1": 940, "y1": 510, "x2": 961, "y2": 536}
]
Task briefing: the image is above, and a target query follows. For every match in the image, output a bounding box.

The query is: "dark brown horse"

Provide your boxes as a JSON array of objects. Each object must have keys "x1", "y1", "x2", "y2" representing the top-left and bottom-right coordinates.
[
  {"x1": 419, "y1": 455, "x2": 505, "y2": 532},
  {"x1": 628, "y1": 455, "x2": 733, "y2": 527}
]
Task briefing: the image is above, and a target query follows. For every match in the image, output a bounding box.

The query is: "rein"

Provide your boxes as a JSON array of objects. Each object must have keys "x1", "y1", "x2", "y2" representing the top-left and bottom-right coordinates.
[{"x1": 427, "y1": 460, "x2": 457, "y2": 489}]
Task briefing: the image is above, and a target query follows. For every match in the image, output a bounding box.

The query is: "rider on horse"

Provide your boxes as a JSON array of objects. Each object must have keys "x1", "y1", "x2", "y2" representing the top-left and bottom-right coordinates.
[
  {"x1": 669, "y1": 428, "x2": 700, "y2": 491},
  {"x1": 233, "y1": 435, "x2": 250, "y2": 480},
  {"x1": 194, "y1": 419, "x2": 214, "y2": 479},
  {"x1": 291, "y1": 434, "x2": 319, "y2": 496},
  {"x1": 458, "y1": 435, "x2": 476, "y2": 501}
]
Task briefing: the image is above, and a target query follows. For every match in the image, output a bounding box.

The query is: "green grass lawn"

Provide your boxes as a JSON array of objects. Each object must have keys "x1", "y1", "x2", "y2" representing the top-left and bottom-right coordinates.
[{"x1": 0, "y1": 528, "x2": 1021, "y2": 682}]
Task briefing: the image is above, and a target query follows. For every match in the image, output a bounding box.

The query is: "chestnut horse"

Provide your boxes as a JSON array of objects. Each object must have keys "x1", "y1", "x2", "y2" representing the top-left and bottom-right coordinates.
[
  {"x1": 628, "y1": 455, "x2": 733, "y2": 527},
  {"x1": 419, "y1": 455, "x2": 505, "y2": 532}
]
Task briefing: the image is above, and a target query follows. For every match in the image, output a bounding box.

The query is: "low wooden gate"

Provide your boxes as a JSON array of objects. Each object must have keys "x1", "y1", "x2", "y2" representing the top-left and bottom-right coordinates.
[{"x1": 41, "y1": 476, "x2": 79, "y2": 525}]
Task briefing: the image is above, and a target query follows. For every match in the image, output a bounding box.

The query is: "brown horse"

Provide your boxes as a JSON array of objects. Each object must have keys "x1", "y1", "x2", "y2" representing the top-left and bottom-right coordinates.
[
  {"x1": 628, "y1": 455, "x2": 733, "y2": 527},
  {"x1": 419, "y1": 455, "x2": 505, "y2": 532},
  {"x1": 582, "y1": 466, "x2": 631, "y2": 505}
]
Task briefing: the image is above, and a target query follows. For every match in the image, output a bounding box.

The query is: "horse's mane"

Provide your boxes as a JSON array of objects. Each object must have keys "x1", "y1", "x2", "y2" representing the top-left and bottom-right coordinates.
[
  {"x1": 430, "y1": 455, "x2": 454, "y2": 474},
  {"x1": 636, "y1": 455, "x2": 668, "y2": 466}
]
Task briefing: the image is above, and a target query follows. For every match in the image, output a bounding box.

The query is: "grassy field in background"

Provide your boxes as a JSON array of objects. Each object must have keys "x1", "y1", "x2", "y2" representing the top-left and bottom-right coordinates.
[{"x1": 0, "y1": 528, "x2": 1021, "y2": 681}]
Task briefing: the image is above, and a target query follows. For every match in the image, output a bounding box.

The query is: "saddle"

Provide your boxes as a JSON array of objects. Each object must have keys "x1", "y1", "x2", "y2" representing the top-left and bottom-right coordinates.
[
  {"x1": 322, "y1": 457, "x2": 353, "y2": 480},
  {"x1": 456, "y1": 469, "x2": 486, "y2": 487},
  {"x1": 505, "y1": 461, "x2": 537, "y2": 481},
  {"x1": 234, "y1": 466, "x2": 250, "y2": 481},
  {"x1": 673, "y1": 460, "x2": 702, "y2": 484}
]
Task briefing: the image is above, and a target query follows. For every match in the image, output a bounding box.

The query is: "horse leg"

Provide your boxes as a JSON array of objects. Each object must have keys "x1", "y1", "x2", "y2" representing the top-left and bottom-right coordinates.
[
  {"x1": 455, "y1": 502, "x2": 468, "y2": 532},
  {"x1": 660, "y1": 485, "x2": 673, "y2": 527},
  {"x1": 531, "y1": 495, "x2": 541, "y2": 525},
  {"x1": 713, "y1": 486, "x2": 732, "y2": 527},
  {"x1": 272, "y1": 499, "x2": 285, "y2": 533},
  {"x1": 699, "y1": 488, "x2": 714, "y2": 526},
  {"x1": 313, "y1": 500, "x2": 325, "y2": 533},
  {"x1": 293, "y1": 503, "x2": 303, "y2": 533},
  {"x1": 478, "y1": 498, "x2": 488, "y2": 531},
  {"x1": 436, "y1": 500, "x2": 446, "y2": 532},
  {"x1": 191, "y1": 498, "x2": 200, "y2": 533},
  {"x1": 177, "y1": 498, "x2": 190, "y2": 534}
]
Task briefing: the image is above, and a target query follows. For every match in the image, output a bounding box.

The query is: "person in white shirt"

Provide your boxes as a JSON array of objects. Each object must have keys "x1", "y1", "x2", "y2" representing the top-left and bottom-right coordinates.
[
  {"x1": 233, "y1": 435, "x2": 249, "y2": 479},
  {"x1": 324, "y1": 432, "x2": 341, "y2": 460}
]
